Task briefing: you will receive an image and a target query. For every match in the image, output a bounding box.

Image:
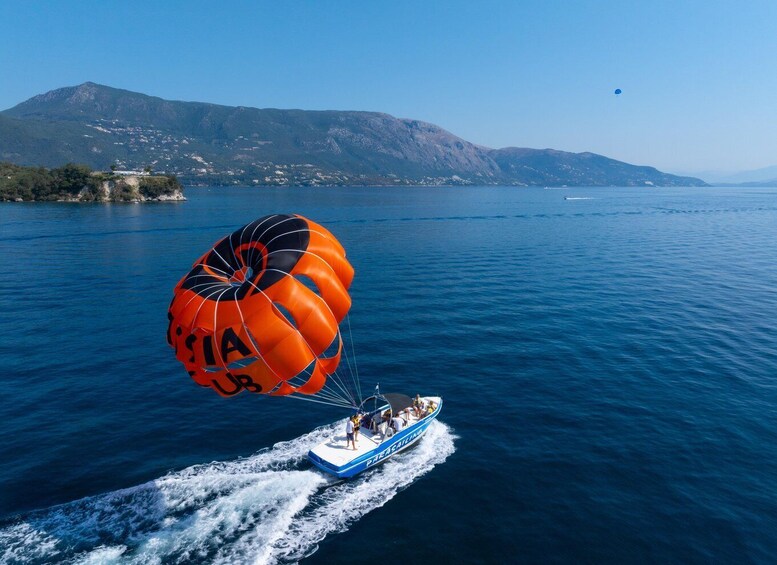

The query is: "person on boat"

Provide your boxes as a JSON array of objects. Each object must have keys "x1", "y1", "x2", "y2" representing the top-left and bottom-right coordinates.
[
  {"x1": 345, "y1": 416, "x2": 357, "y2": 450},
  {"x1": 391, "y1": 414, "x2": 405, "y2": 432},
  {"x1": 366, "y1": 411, "x2": 378, "y2": 433},
  {"x1": 413, "y1": 394, "x2": 425, "y2": 418},
  {"x1": 352, "y1": 414, "x2": 361, "y2": 442},
  {"x1": 426, "y1": 401, "x2": 436, "y2": 415}
]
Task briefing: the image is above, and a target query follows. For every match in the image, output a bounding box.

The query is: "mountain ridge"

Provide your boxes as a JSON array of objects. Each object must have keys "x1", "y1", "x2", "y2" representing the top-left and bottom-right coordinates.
[{"x1": 1, "y1": 82, "x2": 707, "y2": 187}]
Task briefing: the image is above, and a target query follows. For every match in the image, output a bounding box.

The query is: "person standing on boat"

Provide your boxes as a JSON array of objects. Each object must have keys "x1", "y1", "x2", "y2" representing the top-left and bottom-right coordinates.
[
  {"x1": 353, "y1": 414, "x2": 361, "y2": 442},
  {"x1": 345, "y1": 416, "x2": 357, "y2": 450}
]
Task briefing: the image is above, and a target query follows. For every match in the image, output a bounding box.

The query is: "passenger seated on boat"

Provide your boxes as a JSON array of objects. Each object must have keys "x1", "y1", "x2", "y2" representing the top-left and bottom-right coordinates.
[
  {"x1": 391, "y1": 415, "x2": 405, "y2": 432},
  {"x1": 426, "y1": 401, "x2": 436, "y2": 415},
  {"x1": 413, "y1": 394, "x2": 425, "y2": 418},
  {"x1": 367, "y1": 412, "x2": 381, "y2": 433}
]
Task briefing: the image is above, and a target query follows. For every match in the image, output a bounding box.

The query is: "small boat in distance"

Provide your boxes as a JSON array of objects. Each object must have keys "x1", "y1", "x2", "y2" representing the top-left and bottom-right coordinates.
[{"x1": 309, "y1": 392, "x2": 443, "y2": 478}]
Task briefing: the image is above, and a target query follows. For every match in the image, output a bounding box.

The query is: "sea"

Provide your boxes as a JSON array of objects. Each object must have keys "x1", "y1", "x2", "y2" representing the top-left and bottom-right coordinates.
[{"x1": 1, "y1": 185, "x2": 777, "y2": 564}]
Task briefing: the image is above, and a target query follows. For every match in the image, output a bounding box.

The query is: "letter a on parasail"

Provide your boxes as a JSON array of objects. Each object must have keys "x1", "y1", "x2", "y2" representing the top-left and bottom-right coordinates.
[{"x1": 167, "y1": 215, "x2": 354, "y2": 397}]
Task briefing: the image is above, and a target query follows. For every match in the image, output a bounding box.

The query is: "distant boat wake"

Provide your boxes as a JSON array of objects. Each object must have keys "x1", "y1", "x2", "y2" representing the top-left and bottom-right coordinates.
[
  {"x1": 0, "y1": 421, "x2": 456, "y2": 564},
  {"x1": 564, "y1": 197, "x2": 595, "y2": 200}
]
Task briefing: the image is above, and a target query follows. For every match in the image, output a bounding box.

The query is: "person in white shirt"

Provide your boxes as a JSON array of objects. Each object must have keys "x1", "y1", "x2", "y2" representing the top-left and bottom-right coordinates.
[
  {"x1": 345, "y1": 416, "x2": 356, "y2": 450},
  {"x1": 391, "y1": 415, "x2": 404, "y2": 432}
]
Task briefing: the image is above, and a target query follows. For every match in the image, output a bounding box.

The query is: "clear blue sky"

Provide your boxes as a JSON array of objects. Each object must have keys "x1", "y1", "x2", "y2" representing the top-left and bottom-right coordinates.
[{"x1": 2, "y1": 0, "x2": 776, "y2": 173}]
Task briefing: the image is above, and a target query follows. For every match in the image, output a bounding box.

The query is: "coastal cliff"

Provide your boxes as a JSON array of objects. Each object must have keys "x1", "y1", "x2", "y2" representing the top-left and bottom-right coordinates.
[{"x1": 93, "y1": 174, "x2": 186, "y2": 202}]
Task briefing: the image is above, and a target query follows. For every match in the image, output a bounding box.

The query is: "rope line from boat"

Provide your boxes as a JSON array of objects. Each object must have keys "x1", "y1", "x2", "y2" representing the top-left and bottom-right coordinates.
[{"x1": 346, "y1": 314, "x2": 363, "y2": 405}]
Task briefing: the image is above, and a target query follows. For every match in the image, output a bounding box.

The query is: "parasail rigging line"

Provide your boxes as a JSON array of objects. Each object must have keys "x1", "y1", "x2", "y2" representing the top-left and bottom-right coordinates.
[
  {"x1": 231, "y1": 289, "x2": 354, "y2": 407},
  {"x1": 294, "y1": 380, "x2": 353, "y2": 406},
  {"x1": 179, "y1": 257, "x2": 361, "y2": 407},
  {"x1": 192, "y1": 262, "x2": 357, "y2": 408},
  {"x1": 188, "y1": 285, "x2": 233, "y2": 330},
  {"x1": 210, "y1": 246, "x2": 239, "y2": 277},
  {"x1": 237, "y1": 283, "x2": 356, "y2": 408},
  {"x1": 330, "y1": 330, "x2": 361, "y2": 406},
  {"x1": 245, "y1": 214, "x2": 284, "y2": 270},
  {"x1": 246, "y1": 215, "x2": 301, "y2": 271},
  {"x1": 346, "y1": 314, "x2": 363, "y2": 404},
  {"x1": 182, "y1": 270, "x2": 356, "y2": 406},
  {"x1": 250, "y1": 261, "x2": 362, "y2": 406},
  {"x1": 285, "y1": 392, "x2": 354, "y2": 408},
  {"x1": 331, "y1": 335, "x2": 360, "y2": 407},
  {"x1": 241, "y1": 276, "x2": 359, "y2": 407},
  {"x1": 170, "y1": 214, "x2": 361, "y2": 409},
  {"x1": 210, "y1": 286, "x2": 236, "y2": 370}
]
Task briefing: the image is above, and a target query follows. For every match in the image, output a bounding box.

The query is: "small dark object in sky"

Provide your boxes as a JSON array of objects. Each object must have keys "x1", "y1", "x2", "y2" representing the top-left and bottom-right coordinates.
[{"x1": 614, "y1": 88, "x2": 622, "y2": 95}]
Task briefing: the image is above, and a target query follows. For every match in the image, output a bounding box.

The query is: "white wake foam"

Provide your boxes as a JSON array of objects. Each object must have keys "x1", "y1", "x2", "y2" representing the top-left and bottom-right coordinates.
[{"x1": 0, "y1": 420, "x2": 455, "y2": 565}]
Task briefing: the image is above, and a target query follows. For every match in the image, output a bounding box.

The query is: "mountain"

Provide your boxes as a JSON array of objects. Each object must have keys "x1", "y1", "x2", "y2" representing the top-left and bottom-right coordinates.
[
  {"x1": 487, "y1": 147, "x2": 697, "y2": 187},
  {"x1": 1, "y1": 82, "x2": 706, "y2": 187},
  {"x1": 680, "y1": 165, "x2": 777, "y2": 185},
  {"x1": 716, "y1": 178, "x2": 777, "y2": 187}
]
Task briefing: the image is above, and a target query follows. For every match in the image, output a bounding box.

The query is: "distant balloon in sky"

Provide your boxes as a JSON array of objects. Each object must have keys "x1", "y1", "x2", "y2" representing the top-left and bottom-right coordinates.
[{"x1": 614, "y1": 88, "x2": 622, "y2": 95}]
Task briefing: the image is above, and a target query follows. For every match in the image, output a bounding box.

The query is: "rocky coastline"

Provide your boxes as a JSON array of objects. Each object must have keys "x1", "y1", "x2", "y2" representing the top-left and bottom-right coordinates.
[{"x1": 0, "y1": 162, "x2": 186, "y2": 202}]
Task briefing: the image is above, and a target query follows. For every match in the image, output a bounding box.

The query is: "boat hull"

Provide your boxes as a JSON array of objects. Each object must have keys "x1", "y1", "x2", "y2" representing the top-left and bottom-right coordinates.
[{"x1": 308, "y1": 397, "x2": 442, "y2": 478}]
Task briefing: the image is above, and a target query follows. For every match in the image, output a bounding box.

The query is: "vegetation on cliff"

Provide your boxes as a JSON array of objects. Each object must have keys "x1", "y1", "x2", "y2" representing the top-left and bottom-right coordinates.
[{"x1": 0, "y1": 162, "x2": 184, "y2": 202}]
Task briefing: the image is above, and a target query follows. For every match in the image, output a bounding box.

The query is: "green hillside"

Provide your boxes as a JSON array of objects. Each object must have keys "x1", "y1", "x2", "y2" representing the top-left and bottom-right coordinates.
[{"x1": 0, "y1": 83, "x2": 707, "y2": 187}]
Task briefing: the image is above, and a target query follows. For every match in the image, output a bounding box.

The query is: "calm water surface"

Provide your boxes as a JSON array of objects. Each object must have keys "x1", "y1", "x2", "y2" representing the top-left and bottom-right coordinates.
[{"x1": 1, "y1": 186, "x2": 777, "y2": 563}]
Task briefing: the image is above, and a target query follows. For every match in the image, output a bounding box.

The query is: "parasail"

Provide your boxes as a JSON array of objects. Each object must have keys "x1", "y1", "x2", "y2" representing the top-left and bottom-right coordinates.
[
  {"x1": 167, "y1": 214, "x2": 355, "y2": 401},
  {"x1": 614, "y1": 88, "x2": 622, "y2": 95}
]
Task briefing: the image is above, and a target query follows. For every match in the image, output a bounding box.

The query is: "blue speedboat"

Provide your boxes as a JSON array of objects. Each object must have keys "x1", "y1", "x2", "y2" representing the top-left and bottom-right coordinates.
[{"x1": 308, "y1": 393, "x2": 443, "y2": 478}]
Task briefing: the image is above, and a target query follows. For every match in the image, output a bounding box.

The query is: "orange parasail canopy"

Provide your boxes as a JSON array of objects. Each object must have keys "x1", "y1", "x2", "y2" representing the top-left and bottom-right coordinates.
[{"x1": 167, "y1": 214, "x2": 354, "y2": 397}]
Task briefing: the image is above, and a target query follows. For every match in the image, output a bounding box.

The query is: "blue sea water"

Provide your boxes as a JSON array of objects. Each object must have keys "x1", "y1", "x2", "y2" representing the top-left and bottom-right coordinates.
[{"x1": 2, "y1": 185, "x2": 777, "y2": 563}]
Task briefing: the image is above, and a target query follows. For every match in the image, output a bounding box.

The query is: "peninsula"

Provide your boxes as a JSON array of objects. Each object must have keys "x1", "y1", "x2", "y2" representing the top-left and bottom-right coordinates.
[{"x1": 0, "y1": 162, "x2": 185, "y2": 202}]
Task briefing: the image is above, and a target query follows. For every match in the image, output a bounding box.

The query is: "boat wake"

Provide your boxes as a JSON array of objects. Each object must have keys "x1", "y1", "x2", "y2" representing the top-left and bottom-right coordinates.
[{"x1": 0, "y1": 421, "x2": 456, "y2": 564}]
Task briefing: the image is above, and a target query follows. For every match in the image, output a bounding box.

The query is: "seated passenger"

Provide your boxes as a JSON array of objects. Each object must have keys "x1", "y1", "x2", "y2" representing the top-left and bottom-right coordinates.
[
  {"x1": 391, "y1": 415, "x2": 405, "y2": 432},
  {"x1": 369, "y1": 412, "x2": 382, "y2": 433},
  {"x1": 413, "y1": 394, "x2": 425, "y2": 418}
]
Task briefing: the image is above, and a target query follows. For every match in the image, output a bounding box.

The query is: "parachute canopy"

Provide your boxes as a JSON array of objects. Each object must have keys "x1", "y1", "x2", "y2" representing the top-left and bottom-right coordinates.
[
  {"x1": 167, "y1": 214, "x2": 354, "y2": 398},
  {"x1": 614, "y1": 88, "x2": 622, "y2": 95}
]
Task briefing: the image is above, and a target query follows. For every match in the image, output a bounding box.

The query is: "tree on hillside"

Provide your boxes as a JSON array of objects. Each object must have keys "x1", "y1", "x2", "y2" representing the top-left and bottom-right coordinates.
[{"x1": 52, "y1": 163, "x2": 94, "y2": 196}]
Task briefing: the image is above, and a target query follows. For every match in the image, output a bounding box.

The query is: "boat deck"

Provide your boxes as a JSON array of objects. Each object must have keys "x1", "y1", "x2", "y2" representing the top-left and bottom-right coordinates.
[{"x1": 310, "y1": 399, "x2": 435, "y2": 467}]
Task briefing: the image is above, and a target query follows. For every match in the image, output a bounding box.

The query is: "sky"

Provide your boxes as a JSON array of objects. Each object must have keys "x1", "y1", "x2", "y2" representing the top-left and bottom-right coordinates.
[{"x1": 1, "y1": 0, "x2": 776, "y2": 174}]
